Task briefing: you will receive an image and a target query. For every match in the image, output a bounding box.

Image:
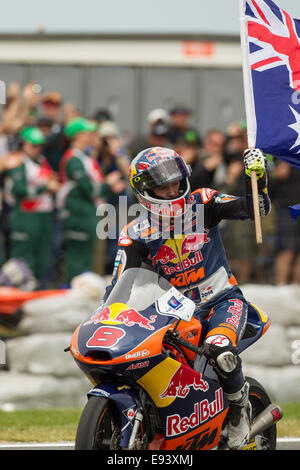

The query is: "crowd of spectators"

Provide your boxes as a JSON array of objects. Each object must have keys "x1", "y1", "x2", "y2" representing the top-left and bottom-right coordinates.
[{"x1": 0, "y1": 80, "x2": 299, "y2": 291}]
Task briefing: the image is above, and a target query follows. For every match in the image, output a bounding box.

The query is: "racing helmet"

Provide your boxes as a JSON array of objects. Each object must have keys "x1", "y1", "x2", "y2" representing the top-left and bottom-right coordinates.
[{"x1": 129, "y1": 147, "x2": 192, "y2": 217}]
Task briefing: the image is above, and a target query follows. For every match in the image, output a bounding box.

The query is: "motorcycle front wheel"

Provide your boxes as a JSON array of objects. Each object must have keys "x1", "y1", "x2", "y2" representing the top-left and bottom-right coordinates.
[{"x1": 75, "y1": 396, "x2": 121, "y2": 450}]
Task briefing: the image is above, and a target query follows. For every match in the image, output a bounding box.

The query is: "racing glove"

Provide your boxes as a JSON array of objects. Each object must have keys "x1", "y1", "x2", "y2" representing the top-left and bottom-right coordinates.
[{"x1": 244, "y1": 148, "x2": 266, "y2": 180}]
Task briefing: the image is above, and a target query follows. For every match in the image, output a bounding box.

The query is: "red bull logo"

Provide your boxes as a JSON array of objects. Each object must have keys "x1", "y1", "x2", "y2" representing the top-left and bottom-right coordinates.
[
  {"x1": 160, "y1": 364, "x2": 209, "y2": 399},
  {"x1": 84, "y1": 306, "x2": 111, "y2": 325},
  {"x1": 144, "y1": 147, "x2": 178, "y2": 162},
  {"x1": 153, "y1": 244, "x2": 178, "y2": 266},
  {"x1": 84, "y1": 304, "x2": 157, "y2": 331},
  {"x1": 166, "y1": 388, "x2": 224, "y2": 437},
  {"x1": 226, "y1": 299, "x2": 244, "y2": 329},
  {"x1": 181, "y1": 233, "x2": 208, "y2": 254},
  {"x1": 152, "y1": 232, "x2": 210, "y2": 275}
]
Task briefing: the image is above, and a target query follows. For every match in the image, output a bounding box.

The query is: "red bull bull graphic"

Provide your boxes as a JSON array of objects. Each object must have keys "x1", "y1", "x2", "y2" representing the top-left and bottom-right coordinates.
[
  {"x1": 166, "y1": 387, "x2": 224, "y2": 437},
  {"x1": 114, "y1": 308, "x2": 156, "y2": 330},
  {"x1": 181, "y1": 233, "x2": 208, "y2": 254},
  {"x1": 160, "y1": 364, "x2": 209, "y2": 399},
  {"x1": 153, "y1": 244, "x2": 178, "y2": 266},
  {"x1": 84, "y1": 306, "x2": 111, "y2": 325},
  {"x1": 84, "y1": 304, "x2": 157, "y2": 331},
  {"x1": 152, "y1": 232, "x2": 210, "y2": 276}
]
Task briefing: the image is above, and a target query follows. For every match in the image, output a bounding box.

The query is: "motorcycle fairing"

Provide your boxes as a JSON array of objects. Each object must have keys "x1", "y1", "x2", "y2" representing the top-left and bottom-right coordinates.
[
  {"x1": 76, "y1": 303, "x2": 176, "y2": 360},
  {"x1": 163, "y1": 409, "x2": 229, "y2": 450},
  {"x1": 87, "y1": 356, "x2": 229, "y2": 450},
  {"x1": 136, "y1": 356, "x2": 229, "y2": 450}
]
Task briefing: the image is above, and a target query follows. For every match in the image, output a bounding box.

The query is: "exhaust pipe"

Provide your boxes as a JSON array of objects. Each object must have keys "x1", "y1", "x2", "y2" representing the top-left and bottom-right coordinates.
[{"x1": 249, "y1": 403, "x2": 283, "y2": 440}]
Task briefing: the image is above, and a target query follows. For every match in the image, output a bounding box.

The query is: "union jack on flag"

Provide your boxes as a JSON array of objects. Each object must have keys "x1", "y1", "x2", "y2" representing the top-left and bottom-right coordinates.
[{"x1": 241, "y1": 0, "x2": 300, "y2": 169}]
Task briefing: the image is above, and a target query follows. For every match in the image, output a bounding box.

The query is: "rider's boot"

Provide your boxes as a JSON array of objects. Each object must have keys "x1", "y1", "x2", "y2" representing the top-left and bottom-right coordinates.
[{"x1": 225, "y1": 381, "x2": 251, "y2": 450}]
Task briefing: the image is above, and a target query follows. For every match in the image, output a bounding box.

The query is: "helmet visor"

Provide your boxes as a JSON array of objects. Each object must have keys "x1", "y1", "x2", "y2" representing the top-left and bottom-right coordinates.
[{"x1": 132, "y1": 156, "x2": 191, "y2": 192}]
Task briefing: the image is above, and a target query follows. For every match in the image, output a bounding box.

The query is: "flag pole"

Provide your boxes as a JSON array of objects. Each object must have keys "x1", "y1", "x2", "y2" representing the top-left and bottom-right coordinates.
[{"x1": 239, "y1": 0, "x2": 263, "y2": 244}]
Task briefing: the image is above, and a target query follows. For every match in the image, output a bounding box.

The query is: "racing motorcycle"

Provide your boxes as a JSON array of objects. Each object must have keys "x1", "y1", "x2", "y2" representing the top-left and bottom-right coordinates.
[{"x1": 68, "y1": 267, "x2": 282, "y2": 450}]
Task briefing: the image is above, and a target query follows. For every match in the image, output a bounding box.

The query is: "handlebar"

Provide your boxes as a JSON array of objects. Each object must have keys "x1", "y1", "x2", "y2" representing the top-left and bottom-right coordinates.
[{"x1": 165, "y1": 330, "x2": 203, "y2": 356}]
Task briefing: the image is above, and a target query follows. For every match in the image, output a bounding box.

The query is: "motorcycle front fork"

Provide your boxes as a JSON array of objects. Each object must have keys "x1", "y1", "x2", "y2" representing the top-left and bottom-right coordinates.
[
  {"x1": 128, "y1": 410, "x2": 144, "y2": 450},
  {"x1": 127, "y1": 390, "x2": 146, "y2": 450}
]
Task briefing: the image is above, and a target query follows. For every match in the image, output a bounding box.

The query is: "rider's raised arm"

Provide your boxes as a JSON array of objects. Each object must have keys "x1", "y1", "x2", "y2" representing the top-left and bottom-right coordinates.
[{"x1": 197, "y1": 149, "x2": 271, "y2": 228}]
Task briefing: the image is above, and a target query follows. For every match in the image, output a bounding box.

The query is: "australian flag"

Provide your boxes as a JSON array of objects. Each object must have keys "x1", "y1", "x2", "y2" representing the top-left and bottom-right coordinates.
[{"x1": 242, "y1": 0, "x2": 300, "y2": 170}]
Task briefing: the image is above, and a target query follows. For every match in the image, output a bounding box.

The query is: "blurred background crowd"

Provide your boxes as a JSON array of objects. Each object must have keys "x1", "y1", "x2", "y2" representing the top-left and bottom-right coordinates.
[{"x1": 0, "y1": 80, "x2": 300, "y2": 291}]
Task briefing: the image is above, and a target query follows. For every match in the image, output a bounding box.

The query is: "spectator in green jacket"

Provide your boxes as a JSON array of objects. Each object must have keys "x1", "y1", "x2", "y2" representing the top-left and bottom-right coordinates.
[
  {"x1": 5, "y1": 127, "x2": 59, "y2": 285},
  {"x1": 58, "y1": 117, "x2": 108, "y2": 283}
]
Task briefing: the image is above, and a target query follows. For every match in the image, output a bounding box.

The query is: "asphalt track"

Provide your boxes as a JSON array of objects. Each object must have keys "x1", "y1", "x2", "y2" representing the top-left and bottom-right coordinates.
[{"x1": 0, "y1": 438, "x2": 299, "y2": 450}]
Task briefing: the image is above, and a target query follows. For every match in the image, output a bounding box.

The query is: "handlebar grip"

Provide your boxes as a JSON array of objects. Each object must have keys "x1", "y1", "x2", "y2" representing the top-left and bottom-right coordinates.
[{"x1": 174, "y1": 335, "x2": 202, "y2": 355}]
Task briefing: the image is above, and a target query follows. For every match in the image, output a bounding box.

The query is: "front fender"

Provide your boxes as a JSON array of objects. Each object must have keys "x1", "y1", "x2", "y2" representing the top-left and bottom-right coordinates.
[{"x1": 88, "y1": 383, "x2": 139, "y2": 448}]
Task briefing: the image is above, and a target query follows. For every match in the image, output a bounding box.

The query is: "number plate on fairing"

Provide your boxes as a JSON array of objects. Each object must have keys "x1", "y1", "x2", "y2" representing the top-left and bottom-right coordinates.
[{"x1": 156, "y1": 288, "x2": 195, "y2": 322}]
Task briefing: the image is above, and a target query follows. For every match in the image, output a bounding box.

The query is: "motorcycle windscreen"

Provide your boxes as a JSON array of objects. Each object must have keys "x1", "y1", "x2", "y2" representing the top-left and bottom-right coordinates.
[
  {"x1": 104, "y1": 267, "x2": 172, "y2": 311},
  {"x1": 77, "y1": 268, "x2": 193, "y2": 360},
  {"x1": 77, "y1": 268, "x2": 174, "y2": 359}
]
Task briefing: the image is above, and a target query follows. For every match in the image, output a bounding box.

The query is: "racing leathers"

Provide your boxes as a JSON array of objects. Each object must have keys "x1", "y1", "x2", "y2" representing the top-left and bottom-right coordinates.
[{"x1": 105, "y1": 167, "x2": 270, "y2": 377}]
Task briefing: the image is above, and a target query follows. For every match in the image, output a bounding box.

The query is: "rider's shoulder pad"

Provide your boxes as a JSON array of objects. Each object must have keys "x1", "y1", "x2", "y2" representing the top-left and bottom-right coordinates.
[
  {"x1": 118, "y1": 220, "x2": 136, "y2": 247},
  {"x1": 192, "y1": 188, "x2": 217, "y2": 204}
]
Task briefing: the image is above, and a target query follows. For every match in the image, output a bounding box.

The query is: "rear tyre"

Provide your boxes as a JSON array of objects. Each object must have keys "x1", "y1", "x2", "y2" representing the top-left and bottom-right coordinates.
[
  {"x1": 247, "y1": 376, "x2": 277, "y2": 450},
  {"x1": 75, "y1": 396, "x2": 121, "y2": 450}
]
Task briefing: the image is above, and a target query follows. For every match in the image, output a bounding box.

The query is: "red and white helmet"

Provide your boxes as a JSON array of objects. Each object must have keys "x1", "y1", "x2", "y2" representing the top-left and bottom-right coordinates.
[{"x1": 129, "y1": 147, "x2": 192, "y2": 218}]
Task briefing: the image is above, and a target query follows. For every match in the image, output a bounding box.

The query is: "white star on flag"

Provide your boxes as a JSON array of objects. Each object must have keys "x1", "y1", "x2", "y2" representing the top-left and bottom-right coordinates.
[{"x1": 289, "y1": 106, "x2": 300, "y2": 153}]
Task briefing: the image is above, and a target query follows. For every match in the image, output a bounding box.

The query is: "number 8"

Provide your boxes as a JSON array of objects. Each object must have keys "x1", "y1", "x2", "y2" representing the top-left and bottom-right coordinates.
[{"x1": 87, "y1": 326, "x2": 125, "y2": 348}]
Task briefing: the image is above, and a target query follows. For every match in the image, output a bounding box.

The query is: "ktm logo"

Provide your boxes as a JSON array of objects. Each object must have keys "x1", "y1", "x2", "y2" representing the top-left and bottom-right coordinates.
[
  {"x1": 175, "y1": 426, "x2": 218, "y2": 450},
  {"x1": 171, "y1": 267, "x2": 205, "y2": 288}
]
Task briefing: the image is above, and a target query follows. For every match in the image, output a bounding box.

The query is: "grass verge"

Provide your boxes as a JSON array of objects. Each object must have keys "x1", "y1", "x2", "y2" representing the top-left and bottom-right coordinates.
[
  {"x1": 0, "y1": 408, "x2": 81, "y2": 442},
  {"x1": 0, "y1": 403, "x2": 299, "y2": 442},
  {"x1": 276, "y1": 403, "x2": 300, "y2": 438}
]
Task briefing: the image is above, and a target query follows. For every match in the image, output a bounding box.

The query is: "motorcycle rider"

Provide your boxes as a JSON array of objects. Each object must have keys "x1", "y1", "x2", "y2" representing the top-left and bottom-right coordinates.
[{"x1": 103, "y1": 146, "x2": 270, "y2": 450}]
